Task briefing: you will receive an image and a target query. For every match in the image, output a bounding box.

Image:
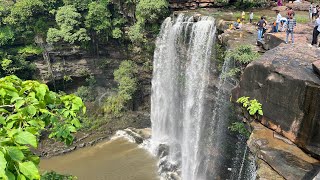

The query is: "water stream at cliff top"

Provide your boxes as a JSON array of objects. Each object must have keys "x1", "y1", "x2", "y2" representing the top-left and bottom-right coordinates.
[{"x1": 151, "y1": 14, "x2": 255, "y2": 180}]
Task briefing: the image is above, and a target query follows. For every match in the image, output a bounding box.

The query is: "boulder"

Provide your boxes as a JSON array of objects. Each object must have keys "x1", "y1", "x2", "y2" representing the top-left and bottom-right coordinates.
[
  {"x1": 286, "y1": 1, "x2": 311, "y2": 11},
  {"x1": 248, "y1": 122, "x2": 320, "y2": 180},
  {"x1": 312, "y1": 60, "x2": 320, "y2": 76},
  {"x1": 271, "y1": 6, "x2": 288, "y2": 12},
  {"x1": 256, "y1": 159, "x2": 285, "y2": 180},
  {"x1": 233, "y1": 43, "x2": 320, "y2": 156}
]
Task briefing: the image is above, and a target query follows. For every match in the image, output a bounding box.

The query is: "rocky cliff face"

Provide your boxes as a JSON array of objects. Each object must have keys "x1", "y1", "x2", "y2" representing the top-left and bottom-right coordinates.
[
  {"x1": 169, "y1": 0, "x2": 222, "y2": 9},
  {"x1": 233, "y1": 43, "x2": 320, "y2": 158}
]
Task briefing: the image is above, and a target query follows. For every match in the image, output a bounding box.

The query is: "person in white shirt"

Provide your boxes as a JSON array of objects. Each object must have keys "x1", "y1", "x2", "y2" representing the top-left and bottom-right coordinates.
[
  {"x1": 249, "y1": 11, "x2": 253, "y2": 24},
  {"x1": 280, "y1": 17, "x2": 287, "y2": 31},
  {"x1": 275, "y1": 10, "x2": 282, "y2": 32},
  {"x1": 311, "y1": 15, "x2": 320, "y2": 46},
  {"x1": 310, "y1": 3, "x2": 314, "y2": 22}
]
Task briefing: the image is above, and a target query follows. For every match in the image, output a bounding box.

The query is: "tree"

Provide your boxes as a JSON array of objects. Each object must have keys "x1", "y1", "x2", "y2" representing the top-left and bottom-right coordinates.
[
  {"x1": 47, "y1": 5, "x2": 90, "y2": 44},
  {"x1": 62, "y1": 0, "x2": 92, "y2": 11},
  {"x1": 84, "y1": 1, "x2": 125, "y2": 55},
  {"x1": 4, "y1": 0, "x2": 44, "y2": 27},
  {"x1": 128, "y1": 0, "x2": 169, "y2": 44},
  {"x1": 135, "y1": 0, "x2": 169, "y2": 24},
  {"x1": 0, "y1": 75, "x2": 85, "y2": 179},
  {"x1": 0, "y1": 26, "x2": 14, "y2": 46}
]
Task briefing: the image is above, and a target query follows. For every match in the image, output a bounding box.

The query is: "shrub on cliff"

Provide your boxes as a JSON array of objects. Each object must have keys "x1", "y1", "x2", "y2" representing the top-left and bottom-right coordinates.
[
  {"x1": 223, "y1": 45, "x2": 260, "y2": 79},
  {"x1": 103, "y1": 60, "x2": 138, "y2": 115}
]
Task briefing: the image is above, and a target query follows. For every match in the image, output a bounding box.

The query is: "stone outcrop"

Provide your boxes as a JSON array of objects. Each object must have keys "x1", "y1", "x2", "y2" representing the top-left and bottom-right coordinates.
[
  {"x1": 286, "y1": 1, "x2": 311, "y2": 11},
  {"x1": 248, "y1": 122, "x2": 320, "y2": 180},
  {"x1": 232, "y1": 43, "x2": 320, "y2": 157},
  {"x1": 169, "y1": 0, "x2": 220, "y2": 9}
]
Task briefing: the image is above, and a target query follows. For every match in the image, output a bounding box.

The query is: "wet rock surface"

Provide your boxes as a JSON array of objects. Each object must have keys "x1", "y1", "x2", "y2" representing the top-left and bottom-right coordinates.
[
  {"x1": 233, "y1": 43, "x2": 320, "y2": 157},
  {"x1": 248, "y1": 122, "x2": 320, "y2": 180}
]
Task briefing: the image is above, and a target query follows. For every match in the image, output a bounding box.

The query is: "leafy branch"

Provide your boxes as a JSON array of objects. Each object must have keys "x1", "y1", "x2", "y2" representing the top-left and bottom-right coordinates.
[{"x1": 0, "y1": 75, "x2": 85, "y2": 179}]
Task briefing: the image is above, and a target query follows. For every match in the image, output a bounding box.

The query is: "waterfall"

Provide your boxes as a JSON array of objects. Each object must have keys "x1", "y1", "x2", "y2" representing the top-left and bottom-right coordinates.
[
  {"x1": 151, "y1": 14, "x2": 254, "y2": 180},
  {"x1": 151, "y1": 14, "x2": 216, "y2": 180}
]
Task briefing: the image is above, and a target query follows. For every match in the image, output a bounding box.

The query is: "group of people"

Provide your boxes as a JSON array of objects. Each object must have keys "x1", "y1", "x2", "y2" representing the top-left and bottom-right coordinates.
[
  {"x1": 230, "y1": 1, "x2": 320, "y2": 48},
  {"x1": 257, "y1": 8, "x2": 296, "y2": 44}
]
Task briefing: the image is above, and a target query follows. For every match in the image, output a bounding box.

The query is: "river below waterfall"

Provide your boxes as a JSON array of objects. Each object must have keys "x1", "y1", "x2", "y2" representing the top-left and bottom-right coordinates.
[{"x1": 40, "y1": 138, "x2": 159, "y2": 180}]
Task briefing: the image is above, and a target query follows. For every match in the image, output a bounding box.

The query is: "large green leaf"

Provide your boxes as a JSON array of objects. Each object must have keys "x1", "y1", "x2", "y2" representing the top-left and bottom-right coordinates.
[
  {"x1": 0, "y1": 116, "x2": 5, "y2": 125},
  {"x1": 71, "y1": 118, "x2": 81, "y2": 128},
  {"x1": 0, "y1": 151, "x2": 7, "y2": 173},
  {"x1": 14, "y1": 131, "x2": 37, "y2": 148},
  {"x1": 27, "y1": 105, "x2": 37, "y2": 116},
  {"x1": 18, "y1": 161, "x2": 40, "y2": 180},
  {"x1": 35, "y1": 84, "x2": 47, "y2": 100},
  {"x1": 15, "y1": 100, "x2": 25, "y2": 109},
  {"x1": 7, "y1": 147, "x2": 25, "y2": 162},
  {"x1": 5, "y1": 170, "x2": 15, "y2": 180},
  {"x1": 17, "y1": 174, "x2": 26, "y2": 180}
]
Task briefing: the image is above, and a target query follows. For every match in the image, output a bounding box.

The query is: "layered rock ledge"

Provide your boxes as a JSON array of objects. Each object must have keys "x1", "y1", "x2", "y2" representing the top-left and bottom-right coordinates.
[
  {"x1": 233, "y1": 43, "x2": 320, "y2": 157},
  {"x1": 248, "y1": 122, "x2": 320, "y2": 180}
]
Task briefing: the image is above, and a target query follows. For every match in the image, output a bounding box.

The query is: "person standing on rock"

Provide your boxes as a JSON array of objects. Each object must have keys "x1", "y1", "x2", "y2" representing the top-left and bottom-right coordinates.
[
  {"x1": 285, "y1": 15, "x2": 296, "y2": 44},
  {"x1": 242, "y1": 11, "x2": 246, "y2": 22},
  {"x1": 257, "y1": 16, "x2": 266, "y2": 42},
  {"x1": 310, "y1": 3, "x2": 314, "y2": 22},
  {"x1": 275, "y1": 10, "x2": 282, "y2": 32},
  {"x1": 311, "y1": 15, "x2": 320, "y2": 47},
  {"x1": 313, "y1": 5, "x2": 318, "y2": 21},
  {"x1": 249, "y1": 11, "x2": 254, "y2": 24}
]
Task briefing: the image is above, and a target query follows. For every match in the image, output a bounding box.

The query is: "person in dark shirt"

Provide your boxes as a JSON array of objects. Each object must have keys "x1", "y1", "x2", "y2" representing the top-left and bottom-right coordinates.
[{"x1": 257, "y1": 16, "x2": 266, "y2": 41}]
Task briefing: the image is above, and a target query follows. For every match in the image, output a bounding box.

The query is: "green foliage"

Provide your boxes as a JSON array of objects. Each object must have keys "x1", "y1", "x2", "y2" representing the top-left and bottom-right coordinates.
[
  {"x1": 0, "y1": 75, "x2": 85, "y2": 179},
  {"x1": 237, "y1": 96, "x2": 263, "y2": 116},
  {"x1": 129, "y1": 0, "x2": 169, "y2": 44},
  {"x1": 215, "y1": 43, "x2": 226, "y2": 72},
  {"x1": 228, "y1": 122, "x2": 250, "y2": 138},
  {"x1": 136, "y1": 0, "x2": 169, "y2": 24},
  {"x1": 18, "y1": 45, "x2": 43, "y2": 56},
  {"x1": 0, "y1": 55, "x2": 36, "y2": 79},
  {"x1": 41, "y1": 171, "x2": 76, "y2": 180},
  {"x1": 47, "y1": 5, "x2": 90, "y2": 44},
  {"x1": 63, "y1": 0, "x2": 92, "y2": 11},
  {"x1": 223, "y1": 45, "x2": 260, "y2": 79},
  {"x1": 4, "y1": 0, "x2": 45, "y2": 26},
  {"x1": 85, "y1": 2, "x2": 112, "y2": 34},
  {"x1": 0, "y1": 26, "x2": 14, "y2": 46},
  {"x1": 226, "y1": 45, "x2": 260, "y2": 65},
  {"x1": 74, "y1": 76, "x2": 96, "y2": 102},
  {"x1": 75, "y1": 86, "x2": 94, "y2": 102},
  {"x1": 128, "y1": 22, "x2": 146, "y2": 44},
  {"x1": 104, "y1": 60, "x2": 138, "y2": 115}
]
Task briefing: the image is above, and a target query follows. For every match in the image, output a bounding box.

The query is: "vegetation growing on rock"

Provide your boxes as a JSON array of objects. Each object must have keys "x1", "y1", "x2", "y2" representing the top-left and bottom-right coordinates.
[{"x1": 104, "y1": 60, "x2": 138, "y2": 115}]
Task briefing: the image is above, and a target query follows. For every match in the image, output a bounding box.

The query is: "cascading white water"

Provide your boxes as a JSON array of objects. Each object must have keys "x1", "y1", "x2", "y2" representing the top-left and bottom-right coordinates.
[{"x1": 151, "y1": 14, "x2": 216, "y2": 180}]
